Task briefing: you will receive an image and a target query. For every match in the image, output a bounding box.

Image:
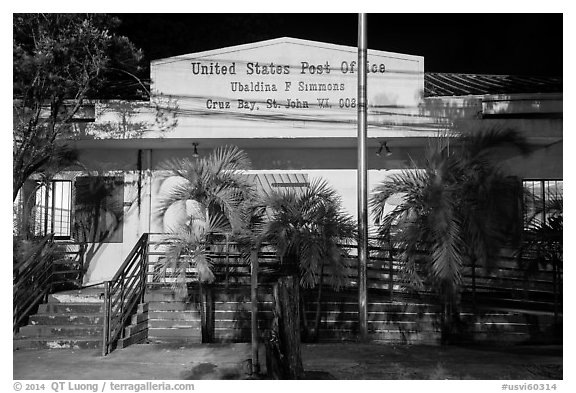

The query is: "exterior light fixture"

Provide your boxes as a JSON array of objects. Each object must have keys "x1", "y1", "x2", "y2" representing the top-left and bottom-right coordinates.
[
  {"x1": 192, "y1": 143, "x2": 199, "y2": 158},
  {"x1": 376, "y1": 141, "x2": 392, "y2": 157}
]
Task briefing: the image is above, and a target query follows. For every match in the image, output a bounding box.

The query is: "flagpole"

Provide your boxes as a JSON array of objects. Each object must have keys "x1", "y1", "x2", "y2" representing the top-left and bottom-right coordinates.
[{"x1": 357, "y1": 12, "x2": 368, "y2": 341}]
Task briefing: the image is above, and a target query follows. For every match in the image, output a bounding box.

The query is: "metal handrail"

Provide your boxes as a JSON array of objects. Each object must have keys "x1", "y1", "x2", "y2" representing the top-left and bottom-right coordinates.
[
  {"x1": 145, "y1": 234, "x2": 562, "y2": 314},
  {"x1": 102, "y1": 233, "x2": 149, "y2": 356},
  {"x1": 51, "y1": 242, "x2": 86, "y2": 289},
  {"x1": 13, "y1": 234, "x2": 55, "y2": 333},
  {"x1": 14, "y1": 236, "x2": 87, "y2": 333}
]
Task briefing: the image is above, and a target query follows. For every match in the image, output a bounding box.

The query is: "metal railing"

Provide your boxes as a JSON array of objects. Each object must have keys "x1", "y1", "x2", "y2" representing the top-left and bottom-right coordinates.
[
  {"x1": 51, "y1": 242, "x2": 86, "y2": 290},
  {"x1": 102, "y1": 233, "x2": 149, "y2": 356},
  {"x1": 13, "y1": 235, "x2": 87, "y2": 333},
  {"x1": 13, "y1": 234, "x2": 55, "y2": 333},
  {"x1": 145, "y1": 233, "x2": 278, "y2": 286},
  {"x1": 144, "y1": 234, "x2": 562, "y2": 315}
]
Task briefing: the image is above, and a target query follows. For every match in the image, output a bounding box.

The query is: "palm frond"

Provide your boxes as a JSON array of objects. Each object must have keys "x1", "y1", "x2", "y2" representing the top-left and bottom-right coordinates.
[
  {"x1": 260, "y1": 177, "x2": 357, "y2": 291},
  {"x1": 460, "y1": 127, "x2": 532, "y2": 159},
  {"x1": 370, "y1": 128, "x2": 528, "y2": 300},
  {"x1": 154, "y1": 145, "x2": 255, "y2": 290}
]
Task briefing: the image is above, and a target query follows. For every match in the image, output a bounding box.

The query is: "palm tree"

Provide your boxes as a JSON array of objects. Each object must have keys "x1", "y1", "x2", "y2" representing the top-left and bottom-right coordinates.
[
  {"x1": 370, "y1": 128, "x2": 530, "y2": 339},
  {"x1": 261, "y1": 179, "x2": 356, "y2": 348},
  {"x1": 154, "y1": 145, "x2": 255, "y2": 341},
  {"x1": 231, "y1": 198, "x2": 269, "y2": 375}
]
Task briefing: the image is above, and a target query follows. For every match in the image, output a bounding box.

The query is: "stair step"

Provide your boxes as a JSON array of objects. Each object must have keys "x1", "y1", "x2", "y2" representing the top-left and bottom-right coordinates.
[
  {"x1": 214, "y1": 310, "x2": 273, "y2": 318},
  {"x1": 144, "y1": 291, "x2": 191, "y2": 302},
  {"x1": 322, "y1": 320, "x2": 439, "y2": 328},
  {"x1": 14, "y1": 337, "x2": 101, "y2": 350},
  {"x1": 129, "y1": 312, "x2": 148, "y2": 325},
  {"x1": 148, "y1": 327, "x2": 201, "y2": 338},
  {"x1": 147, "y1": 302, "x2": 199, "y2": 311},
  {"x1": 304, "y1": 311, "x2": 443, "y2": 322},
  {"x1": 148, "y1": 310, "x2": 201, "y2": 321},
  {"x1": 38, "y1": 303, "x2": 104, "y2": 314},
  {"x1": 48, "y1": 289, "x2": 104, "y2": 303},
  {"x1": 148, "y1": 320, "x2": 200, "y2": 329},
  {"x1": 210, "y1": 302, "x2": 274, "y2": 312},
  {"x1": 147, "y1": 336, "x2": 202, "y2": 344},
  {"x1": 29, "y1": 313, "x2": 104, "y2": 325},
  {"x1": 466, "y1": 322, "x2": 531, "y2": 332},
  {"x1": 460, "y1": 313, "x2": 558, "y2": 325},
  {"x1": 321, "y1": 329, "x2": 442, "y2": 344},
  {"x1": 17, "y1": 325, "x2": 103, "y2": 339},
  {"x1": 117, "y1": 329, "x2": 148, "y2": 349},
  {"x1": 463, "y1": 331, "x2": 532, "y2": 343},
  {"x1": 123, "y1": 320, "x2": 148, "y2": 336},
  {"x1": 147, "y1": 310, "x2": 273, "y2": 322},
  {"x1": 315, "y1": 302, "x2": 442, "y2": 313}
]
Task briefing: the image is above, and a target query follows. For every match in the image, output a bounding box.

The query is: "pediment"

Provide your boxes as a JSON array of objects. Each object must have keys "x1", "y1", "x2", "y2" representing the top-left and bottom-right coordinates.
[
  {"x1": 150, "y1": 37, "x2": 428, "y2": 137},
  {"x1": 152, "y1": 37, "x2": 422, "y2": 65}
]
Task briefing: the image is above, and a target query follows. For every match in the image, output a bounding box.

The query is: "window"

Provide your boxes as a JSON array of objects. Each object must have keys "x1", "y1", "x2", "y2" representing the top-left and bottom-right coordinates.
[
  {"x1": 523, "y1": 179, "x2": 563, "y2": 228},
  {"x1": 73, "y1": 176, "x2": 124, "y2": 243},
  {"x1": 14, "y1": 176, "x2": 124, "y2": 242},
  {"x1": 32, "y1": 180, "x2": 73, "y2": 239}
]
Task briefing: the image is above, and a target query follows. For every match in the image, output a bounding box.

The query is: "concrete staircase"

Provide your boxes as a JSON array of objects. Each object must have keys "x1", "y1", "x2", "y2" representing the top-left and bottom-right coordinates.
[
  {"x1": 14, "y1": 288, "x2": 149, "y2": 351},
  {"x1": 15, "y1": 287, "x2": 560, "y2": 349},
  {"x1": 14, "y1": 288, "x2": 105, "y2": 350}
]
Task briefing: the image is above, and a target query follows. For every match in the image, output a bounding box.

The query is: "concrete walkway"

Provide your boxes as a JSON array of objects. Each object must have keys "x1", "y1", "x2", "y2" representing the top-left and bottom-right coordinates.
[
  {"x1": 13, "y1": 342, "x2": 562, "y2": 380},
  {"x1": 13, "y1": 343, "x2": 259, "y2": 380}
]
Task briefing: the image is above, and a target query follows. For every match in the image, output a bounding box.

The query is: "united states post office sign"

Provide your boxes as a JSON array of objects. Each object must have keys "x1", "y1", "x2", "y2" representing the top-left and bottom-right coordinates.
[{"x1": 151, "y1": 38, "x2": 424, "y2": 123}]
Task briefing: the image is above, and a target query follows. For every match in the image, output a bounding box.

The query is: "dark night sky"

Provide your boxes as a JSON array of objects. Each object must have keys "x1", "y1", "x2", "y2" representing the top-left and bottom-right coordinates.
[{"x1": 115, "y1": 13, "x2": 563, "y2": 77}]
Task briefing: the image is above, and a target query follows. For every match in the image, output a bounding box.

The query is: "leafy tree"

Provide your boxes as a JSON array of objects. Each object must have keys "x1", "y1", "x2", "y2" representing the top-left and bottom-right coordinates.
[
  {"x1": 370, "y1": 128, "x2": 530, "y2": 338},
  {"x1": 13, "y1": 13, "x2": 143, "y2": 201}
]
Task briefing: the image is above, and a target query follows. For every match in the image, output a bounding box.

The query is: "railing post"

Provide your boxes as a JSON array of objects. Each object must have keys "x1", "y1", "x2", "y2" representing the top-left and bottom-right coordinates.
[
  {"x1": 47, "y1": 234, "x2": 55, "y2": 300},
  {"x1": 102, "y1": 281, "x2": 110, "y2": 356},
  {"x1": 225, "y1": 233, "x2": 230, "y2": 289},
  {"x1": 46, "y1": 258, "x2": 54, "y2": 303},
  {"x1": 140, "y1": 234, "x2": 148, "y2": 304},
  {"x1": 79, "y1": 243, "x2": 86, "y2": 288},
  {"x1": 552, "y1": 256, "x2": 559, "y2": 325},
  {"x1": 389, "y1": 247, "x2": 394, "y2": 300},
  {"x1": 120, "y1": 272, "x2": 125, "y2": 339},
  {"x1": 250, "y1": 247, "x2": 260, "y2": 374},
  {"x1": 471, "y1": 259, "x2": 477, "y2": 311}
]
